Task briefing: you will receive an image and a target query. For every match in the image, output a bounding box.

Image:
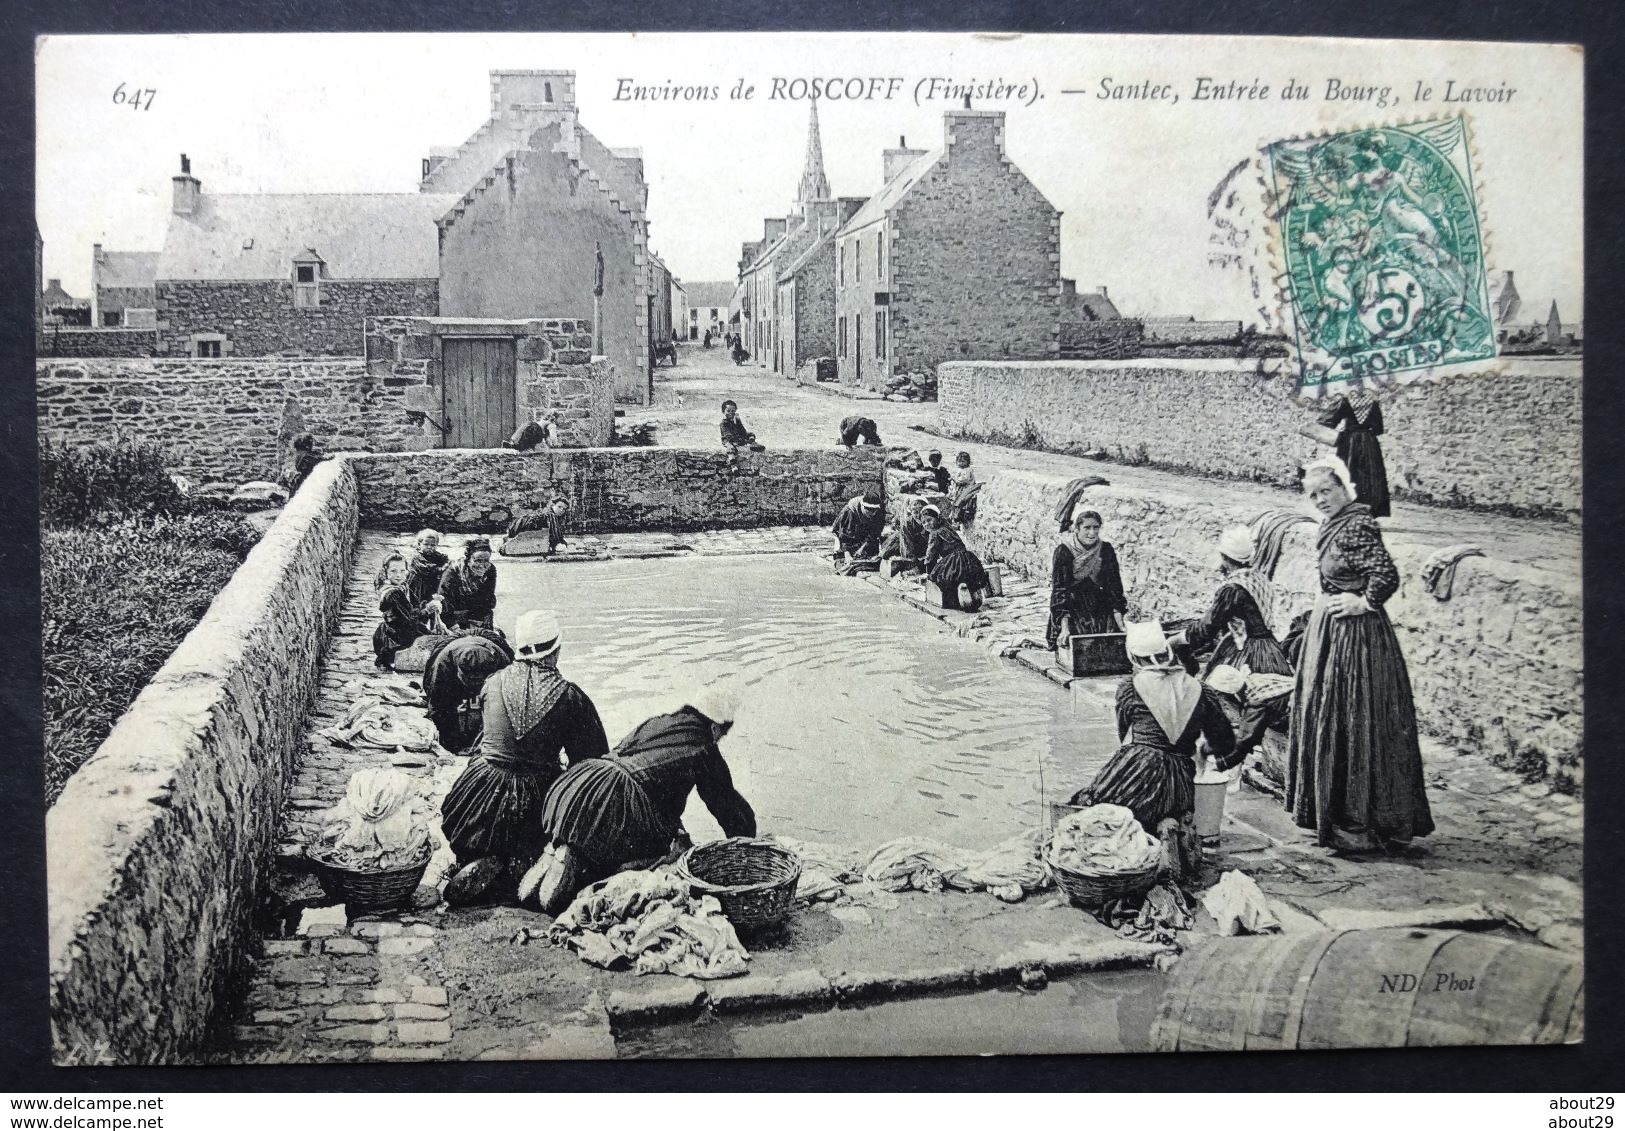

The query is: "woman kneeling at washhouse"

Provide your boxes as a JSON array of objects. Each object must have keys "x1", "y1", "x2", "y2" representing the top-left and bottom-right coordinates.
[
  {"x1": 440, "y1": 611, "x2": 610, "y2": 906},
  {"x1": 522, "y1": 686, "x2": 758, "y2": 915}
]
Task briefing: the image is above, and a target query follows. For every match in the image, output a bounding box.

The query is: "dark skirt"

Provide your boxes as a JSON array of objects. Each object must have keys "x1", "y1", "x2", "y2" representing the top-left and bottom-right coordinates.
[
  {"x1": 441, "y1": 757, "x2": 558, "y2": 864},
  {"x1": 1203, "y1": 633, "x2": 1294, "y2": 677},
  {"x1": 541, "y1": 759, "x2": 673, "y2": 871},
  {"x1": 1046, "y1": 603, "x2": 1117, "y2": 647},
  {"x1": 1070, "y1": 744, "x2": 1196, "y2": 835},
  {"x1": 1338, "y1": 431, "x2": 1391, "y2": 518},
  {"x1": 930, "y1": 549, "x2": 989, "y2": 591},
  {"x1": 1286, "y1": 600, "x2": 1433, "y2": 846}
]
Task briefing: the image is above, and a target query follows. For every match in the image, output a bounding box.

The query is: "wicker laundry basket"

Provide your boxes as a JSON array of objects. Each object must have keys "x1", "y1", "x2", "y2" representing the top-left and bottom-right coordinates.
[{"x1": 676, "y1": 838, "x2": 802, "y2": 929}]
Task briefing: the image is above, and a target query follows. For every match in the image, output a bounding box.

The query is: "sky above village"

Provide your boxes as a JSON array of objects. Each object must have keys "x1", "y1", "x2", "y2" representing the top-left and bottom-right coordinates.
[{"x1": 37, "y1": 33, "x2": 1583, "y2": 322}]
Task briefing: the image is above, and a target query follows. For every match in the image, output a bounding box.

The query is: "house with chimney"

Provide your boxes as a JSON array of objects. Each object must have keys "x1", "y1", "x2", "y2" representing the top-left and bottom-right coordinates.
[
  {"x1": 834, "y1": 108, "x2": 1062, "y2": 389},
  {"x1": 149, "y1": 71, "x2": 660, "y2": 402},
  {"x1": 777, "y1": 197, "x2": 866, "y2": 376},
  {"x1": 91, "y1": 245, "x2": 160, "y2": 327},
  {"x1": 682, "y1": 281, "x2": 735, "y2": 340}
]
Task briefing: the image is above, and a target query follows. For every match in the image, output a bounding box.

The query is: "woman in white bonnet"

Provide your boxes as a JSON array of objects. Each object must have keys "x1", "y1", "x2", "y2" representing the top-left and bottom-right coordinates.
[
  {"x1": 1287, "y1": 455, "x2": 1432, "y2": 854},
  {"x1": 1068, "y1": 621, "x2": 1236, "y2": 879},
  {"x1": 1170, "y1": 525, "x2": 1293, "y2": 678},
  {"x1": 524, "y1": 682, "x2": 757, "y2": 913}
]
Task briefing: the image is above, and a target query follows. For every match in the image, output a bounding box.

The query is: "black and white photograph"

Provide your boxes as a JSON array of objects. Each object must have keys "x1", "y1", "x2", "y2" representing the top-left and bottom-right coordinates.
[{"x1": 32, "y1": 31, "x2": 1586, "y2": 1067}]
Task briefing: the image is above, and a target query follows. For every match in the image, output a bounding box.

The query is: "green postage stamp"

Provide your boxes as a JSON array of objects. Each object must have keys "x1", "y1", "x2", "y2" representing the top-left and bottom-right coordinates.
[{"x1": 1263, "y1": 116, "x2": 1498, "y2": 394}]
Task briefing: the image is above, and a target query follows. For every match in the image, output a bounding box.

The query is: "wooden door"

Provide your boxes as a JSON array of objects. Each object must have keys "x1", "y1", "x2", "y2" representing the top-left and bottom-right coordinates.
[{"x1": 442, "y1": 337, "x2": 516, "y2": 448}]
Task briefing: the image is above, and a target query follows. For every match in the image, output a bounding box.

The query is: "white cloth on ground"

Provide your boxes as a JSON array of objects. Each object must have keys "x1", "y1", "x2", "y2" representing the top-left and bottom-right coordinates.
[
  {"x1": 548, "y1": 869, "x2": 751, "y2": 980},
  {"x1": 1200, "y1": 869, "x2": 1282, "y2": 936},
  {"x1": 862, "y1": 831, "x2": 1054, "y2": 901}
]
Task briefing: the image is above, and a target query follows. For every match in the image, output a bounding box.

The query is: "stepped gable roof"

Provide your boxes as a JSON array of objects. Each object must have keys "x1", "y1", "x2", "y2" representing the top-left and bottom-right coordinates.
[
  {"x1": 97, "y1": 251, "x2": 160, "y2": 290},
  {"x1": 158, "y1": 193, "x2": 459, "y2": 281},
  {"x1": 684, "y1": 281, "x2": 736, "y2": 308},
  {"x1": 836, "y1": 147, "x2": 941, "y2": 233}
]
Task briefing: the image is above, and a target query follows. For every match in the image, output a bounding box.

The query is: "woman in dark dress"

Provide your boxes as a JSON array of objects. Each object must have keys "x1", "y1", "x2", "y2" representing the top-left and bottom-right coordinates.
[
  {"x1": 525, "y1": 687, "x2": 757, "y2": 914},
  {"x1": 287, "y1": 432, "x2": 327, "y2": 494},
  {"x1": 1173, "y1": 526, "x2": 1293, "y2": 677},
  {"x1": 1045, "y1": 509, "x2": 1128, "y2": 648},
  {"x1": 1069, "y1": 622, "x2": 1236, "y2": 880},
  {"x1": 432, "y1": 539, "x2": 497, "y2": 630},
  {"x1": 1287, "y1": 456, "x2": 1432, "y2": 853},
  {"x1": 440, "y1": 611, "x2": 609, "y2": 906},
  {"x1": 372, "y1": 552, "x2": 428, "y2": 668},
  {"x1": 1307, "y1": 391, "x2": 1390, "y2": 518},
  {"x1": 880, "y1": 496, "x2": 930, "y2": 568},
  {"x1": 922, "y1": 505, "x2": 990, "y2": 611},
  {"x1": 421, "y1": 627, "x2": 513, "y2": 754},
  {"x1": 831, "y1": 488, "x2": 886, "y2": 562}
]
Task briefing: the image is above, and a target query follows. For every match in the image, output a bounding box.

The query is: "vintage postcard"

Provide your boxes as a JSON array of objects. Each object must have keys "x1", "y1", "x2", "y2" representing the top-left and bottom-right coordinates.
[{"x1": 35, "y1": 32, "x2": 1582, "y2": 1065}]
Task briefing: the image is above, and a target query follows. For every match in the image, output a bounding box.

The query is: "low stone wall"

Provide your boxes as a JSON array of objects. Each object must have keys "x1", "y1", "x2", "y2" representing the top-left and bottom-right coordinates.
[
  {"x1": 1058, "y1": 318, "x2": 1144, "y2": 360},
  {"x1": 948, "y1": 469, "x2": 1583, "y2": 796},
  {"x1": 36, "y1": 358, "x2": 431, "y2": 484},
  {"x1": 47, "y1": 461, "x2": 360, "y2": 1064},
  {"x1": 350, "y1": 446, "x2": 891, "y2": 532},
  {"x1": 938, "y1": 358, "x2": 1583, "y2": 520},
  {"x1": 37, "y1": 327, "x2": 158, "y2": 358}
]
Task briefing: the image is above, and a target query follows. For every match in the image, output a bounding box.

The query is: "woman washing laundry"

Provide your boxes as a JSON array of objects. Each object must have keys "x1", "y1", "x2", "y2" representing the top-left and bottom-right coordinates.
[
  {"x1": 431, "y1": 538, "x2": 498, "y2": 630},
  {"x1": 922, "y1": 504, "x2": 991, "y2": 611},
  {"x1": 404, "y1": 529, "x2": 450, "y2": 614},
  {"x1": 523, "y1": 686, "x2": 757, "y2": 914},
  {"x1": 440, "y1": 611, "x2": 610, "y2": 906},
  {"x1": 880, "y1": 495, "x2": 931, "y2": 569},
  {"x1": 1169, "y1": 526, "x2": 1293, "y2": 677},
  {"x1": 421, "y1": 627, "x2": 514, "y2": 754},
  {"x1": 1069, "y1": 622, "x2": 1237, "y2": 881},
  {"x1": 831, "y1": 487, "x2": 886, "y2": 563},
  {"x1": 1287, "y1": 455, "x2": 1432, "y2": 854},
  {"x1": 1045, "y1": 508, "x2": 1128, "y2": 649}
]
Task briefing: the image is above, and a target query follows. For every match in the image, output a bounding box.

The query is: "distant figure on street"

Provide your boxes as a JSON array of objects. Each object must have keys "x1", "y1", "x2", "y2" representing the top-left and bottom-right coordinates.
[
  {"x1": 431, "y1": 539, "x2": 498, "y2": 630},
  {"x1": 703, "y1": 330, "x2": 712, "y2": 348},
  {"x1": 924, "y1": 449, "x2": 951, "y2": 494},
  {"x1": 731, "y1": 341, "x2": 750, "y2": 366},
  {"x1": 838, "y1": 415, "x2": 883, "y2": 447},
  {"x1": 832, "y1": 487, "x2": 886, "y2": 564},
  {"x1": 720, "y1": 399, "x2": 762, "y2": 450}
]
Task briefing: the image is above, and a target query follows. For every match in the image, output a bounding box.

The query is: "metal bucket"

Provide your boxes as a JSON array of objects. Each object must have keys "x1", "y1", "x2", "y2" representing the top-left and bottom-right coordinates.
[{"x1": 1193, "y1": 775, "x2": 1229, "y2": 843}]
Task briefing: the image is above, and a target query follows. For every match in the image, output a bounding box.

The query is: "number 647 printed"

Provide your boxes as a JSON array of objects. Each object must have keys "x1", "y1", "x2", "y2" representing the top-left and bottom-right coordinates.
[{"x1": 113, "y1": 82, "x2": 156, "y2": 110}]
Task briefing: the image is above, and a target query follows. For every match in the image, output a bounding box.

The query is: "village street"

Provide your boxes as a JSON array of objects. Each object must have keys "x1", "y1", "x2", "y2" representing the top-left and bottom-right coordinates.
[{"x1": 219, "y1": 342, "x2": 1582, "y2": 1064}]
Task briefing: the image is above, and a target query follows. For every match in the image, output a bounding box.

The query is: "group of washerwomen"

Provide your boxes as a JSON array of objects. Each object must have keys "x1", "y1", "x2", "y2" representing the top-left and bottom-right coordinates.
[
  {"x1": 1049, "y1": 444, "x2": 1426, "y2": 877},
  {"x1": 371, "y1": 532, "x2": 759, "y2": 913}
]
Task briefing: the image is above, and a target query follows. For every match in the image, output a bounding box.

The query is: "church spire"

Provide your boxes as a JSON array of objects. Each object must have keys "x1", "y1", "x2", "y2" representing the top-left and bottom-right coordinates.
[{"x1": 797, "y1": 98, "x2": 831, "y2": 214}]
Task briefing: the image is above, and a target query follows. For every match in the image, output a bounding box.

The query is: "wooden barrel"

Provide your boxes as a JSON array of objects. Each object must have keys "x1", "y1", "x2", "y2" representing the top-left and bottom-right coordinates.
[{"x1": 1151, "y1": 929, "x2": 1583, "y2": 1052}]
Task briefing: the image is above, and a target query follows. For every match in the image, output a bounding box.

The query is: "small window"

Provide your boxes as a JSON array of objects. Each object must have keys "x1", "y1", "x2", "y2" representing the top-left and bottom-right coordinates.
[
  {"x1": 877, "y1": 232, "x2": 885, "y2": 279},
  {"x1": 875, "y1": 309, "x2": 887, "y2": 356},
  {"x1": 102, "y1": 311, "x2": 121, "y2": 326},
  {"x1": 196, "y1": 339, "x2": 222, "y2": 358},
  {"x1": 295, "y1": 264, "x2": 316, "y2": 284},
  {"x1": 838, "y1": 316, "x2": 846, "y2": 358},
  {"x1": 544, "y1": 81, "x2": 554, "y2": 102}
]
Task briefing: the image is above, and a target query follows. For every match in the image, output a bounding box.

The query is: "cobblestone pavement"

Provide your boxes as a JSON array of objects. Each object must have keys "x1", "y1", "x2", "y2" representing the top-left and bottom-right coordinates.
[
  {"x1": 626, "y1": 348, "x2": 1580, "y2": 578},
  {"x1": 218, "y1": 514, "x2": 1581, "y2": 1063}
]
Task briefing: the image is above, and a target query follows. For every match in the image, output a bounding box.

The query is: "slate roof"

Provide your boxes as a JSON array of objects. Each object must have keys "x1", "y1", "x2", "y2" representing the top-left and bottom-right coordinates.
[
  {"x1": 97, "y1": 250, "x2": 160, "y2": 290},
  {"x1": 684, "y1": 281, "x2": 736, "y2": 309},
  {"x1": 836, "y1": 148, "x2": 941, "y2": 233},
  {"x1": 777, "y1": 228, "x2": 835, "y2": 282},
  {"x1": 158, "y1": 193, "x2": 459, "y2": 281},
  {"x1": 1069, "y1": 291, "x2": 1122, "y2": 321}
]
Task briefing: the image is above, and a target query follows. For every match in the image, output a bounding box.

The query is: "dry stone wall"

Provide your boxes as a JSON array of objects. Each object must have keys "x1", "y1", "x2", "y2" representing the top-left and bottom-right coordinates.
[
  {"x1": 37, "y1": 358, "x2": 430, "y2": 484},
  {"x1": 350, "y1": 446, "x2": 891, "y2": 533},
  {"x1": 38, "y1": 327, "x2": 157, "y2": 358},
  {"x1": 938, "y1": 359, "x2": 1583, "y2": 520},
  {"x1": 156, "y1": 279, "x2": 438, "y2": 357},
  {"x1": 47, "y1": 461, "x2": 359, "y2": 1064},
  {"x1": 947, "y1": 469, "x2": 1583, "y2": 796}
]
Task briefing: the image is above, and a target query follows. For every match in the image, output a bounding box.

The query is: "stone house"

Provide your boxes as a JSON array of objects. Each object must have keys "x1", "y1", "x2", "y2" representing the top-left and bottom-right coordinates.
[
  {"x1": 776, "y1": 197, "x2": 866, "y2": 376},
  {"x1": 154, "y1": 157, "x2": 449, "y2": 357},
  {"x1": 1061, "y1": 279, "x2": 1121, "y2": 321},
  {"x1": 41, "y1": 277, "x2": 83, "y2": 323},
  {"x1": 91, "y1": 245, "x2": 159, "y2": 327},
  {"x1": 682, "y1": 281, "x2": 735, "y2": 340},
  {"x1": 834, "y1": 110, "x2": 1062, "y2": 389},
  {"x1": 739, "y1": 218, "x2": 791, "y2": 365},
  {"x1": 428, "y1": 71, "x2": 658, "y2": 405}
]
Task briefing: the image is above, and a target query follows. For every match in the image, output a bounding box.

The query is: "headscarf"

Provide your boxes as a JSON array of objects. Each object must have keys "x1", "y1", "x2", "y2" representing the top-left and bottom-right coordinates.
[
  {"x1": 495, "y1": 661, "x2": 570, "y2": 740},
  {"x1": 1067, "y1": 510, "x2": 1105, "y2": 583},
  {"x1": 1132, "y1": 666, "x2": 1204, "y2": 745},
  {"x1": 1225, "y1": 565, "x2": 1279, "y2": 633},
  {"x1": 1301, "y1": 455, "x2": 1358, "y2": 512}
]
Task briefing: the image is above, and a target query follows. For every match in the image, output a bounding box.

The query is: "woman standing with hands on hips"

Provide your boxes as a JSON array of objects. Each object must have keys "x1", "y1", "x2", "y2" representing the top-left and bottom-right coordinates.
[{"x1": 1287, "y1": 456, "x2": 1432, "y2": 854}]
